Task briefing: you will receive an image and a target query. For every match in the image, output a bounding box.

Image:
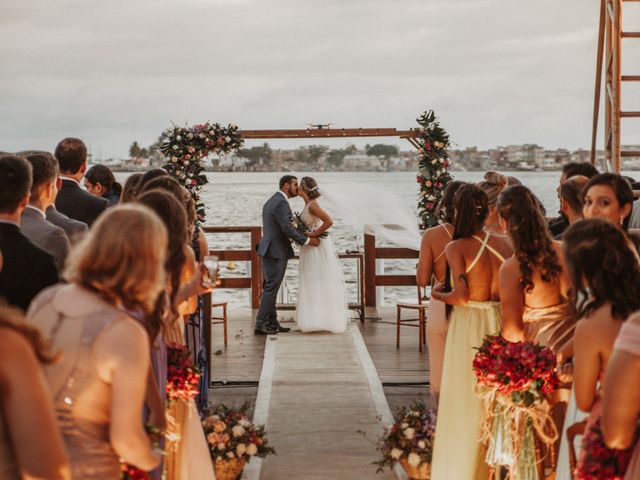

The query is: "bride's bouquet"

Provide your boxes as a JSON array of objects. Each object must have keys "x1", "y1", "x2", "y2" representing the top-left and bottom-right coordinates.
[
  {"x1": 473, "y1": 335, "x2": 560, "y2": 480},
  {"x1": 166, "y1": 343, "x2": 201, "y2": 403},
  {"x1": 291, "y1": 211, "x2": 328, "y2": 239}
]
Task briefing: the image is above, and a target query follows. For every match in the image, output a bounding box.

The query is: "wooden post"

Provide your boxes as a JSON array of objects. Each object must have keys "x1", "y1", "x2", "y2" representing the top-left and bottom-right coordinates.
[
  {"x1": 364, "y1": 233, "x2": 377, "y2": 307},
  {"x1": 203, "y1": 291, "x2": 212, "y2": 382},
  {"x1": 613, "y1": 0, "x2": 622, "y2": 172},
  {"x1": 250, "y1": 226, "x2": 262, "y2": 309}
]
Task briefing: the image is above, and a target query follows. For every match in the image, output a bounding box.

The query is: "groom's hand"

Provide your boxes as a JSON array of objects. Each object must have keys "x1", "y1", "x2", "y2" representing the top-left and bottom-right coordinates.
[{"x1": 308, "y1": 237, "x2": 320, "y2": 246}]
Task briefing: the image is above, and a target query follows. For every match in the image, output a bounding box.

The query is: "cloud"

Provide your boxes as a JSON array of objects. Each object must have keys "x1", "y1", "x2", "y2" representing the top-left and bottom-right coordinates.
[{"x1": 1, "y1": 0, "x2": 636, "y2": 157}]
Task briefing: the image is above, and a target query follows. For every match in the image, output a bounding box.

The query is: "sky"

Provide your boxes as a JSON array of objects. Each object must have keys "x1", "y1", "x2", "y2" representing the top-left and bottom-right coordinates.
[{"x1": 2, "y1": 0, "x2": 639, "y2": 159}]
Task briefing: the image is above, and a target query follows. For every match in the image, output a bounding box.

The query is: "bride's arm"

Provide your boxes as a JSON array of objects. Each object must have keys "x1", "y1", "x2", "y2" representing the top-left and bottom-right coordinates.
[{"x1": 307, "y1": 202, "x2": 333, "y2": 238}]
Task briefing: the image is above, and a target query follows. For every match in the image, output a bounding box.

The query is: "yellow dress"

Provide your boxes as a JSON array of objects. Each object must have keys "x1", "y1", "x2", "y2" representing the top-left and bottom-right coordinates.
[{"x1": 431, "y1": 233, "x2": 505, "y2": 480}]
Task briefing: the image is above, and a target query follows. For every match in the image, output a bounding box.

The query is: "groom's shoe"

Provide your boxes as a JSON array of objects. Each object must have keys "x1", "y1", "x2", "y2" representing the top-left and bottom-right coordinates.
[
  {"x1": 275, "y1": 324, "x2": 291, "y2": 333},
  {"x1": 254, "y1": 325, "x2": 278, "y2": 335}
]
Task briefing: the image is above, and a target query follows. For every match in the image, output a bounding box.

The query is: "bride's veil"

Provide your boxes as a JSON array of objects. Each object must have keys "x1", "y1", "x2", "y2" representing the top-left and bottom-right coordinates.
[{"x1": 318, "y1": 182, "x2": 422, "y2": 251}]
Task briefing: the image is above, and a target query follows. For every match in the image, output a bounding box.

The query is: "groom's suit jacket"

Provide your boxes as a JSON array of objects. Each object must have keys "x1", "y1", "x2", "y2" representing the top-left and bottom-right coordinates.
[{"x1": 257, "y1": 192, "x2": 307, "y2": 259}]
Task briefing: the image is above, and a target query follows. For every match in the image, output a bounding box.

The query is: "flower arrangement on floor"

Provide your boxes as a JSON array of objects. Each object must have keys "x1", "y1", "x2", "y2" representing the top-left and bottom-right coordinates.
[
  {"x1": 290, "y1": 211, "x2": 328, "y2": 239},
  {"x1": 574, "y1": 418, "x2": 636, "y2": 480},
  {"x1": 473, "y1": 335, "x2": 560, "y2": 480},
  {"x1": 373, "y1": 401, "x2": 436, "y2": 479},
  {"x1": 167, "y1": 343, "x2": 201, "y2": 403},
  {"x1": 202, "y1": 402, "x2": 275, "y2": 480},
  {"x1": 415, "y1": 110, "x2": 452, "y2": 230},
  {"x1": 160, "y1": 122, "x2": 243, "y2": 222}
]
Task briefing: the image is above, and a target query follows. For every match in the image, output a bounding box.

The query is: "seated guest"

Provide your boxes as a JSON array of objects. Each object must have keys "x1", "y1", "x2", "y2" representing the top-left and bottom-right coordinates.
[
  {"x1": 138, "y1": 168, "x2": 169, "y2": 191},
  {"x1": 121, "y1": 172, "x2": 144, "y2": 202},
  {"x1": 555, "y1": 175, "x2": 589, "y2": 238},
  {"x1": 550, "y1": 162, "x2": 599, "y2": 236},
  {"x1": 27, "y1": 205, "x2": 166, "y2": 478},
  {"x1": 0, "y1": 156, "x2": 58, "y2": 310},
  {"x1": 21, "y1": 152, "x2": 70, "y2": 271},
  {"x1": 0, "y1": 303, "x2": 70, "y2": 479},
  {"x1": 54, "y1": 138, "x2": 108, "y2": 226},
  {"x1": 46, "y1": 205, "x2": 88, "y2": 244},
  {"x1": 84, "y1": 165, "x2": 122, "y2": 206}
]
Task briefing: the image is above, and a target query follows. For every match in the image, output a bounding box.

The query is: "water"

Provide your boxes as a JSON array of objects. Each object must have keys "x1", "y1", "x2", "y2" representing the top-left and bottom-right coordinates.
[{"x1": 117, "y1": 170, "x2": 564, "y2": 307}]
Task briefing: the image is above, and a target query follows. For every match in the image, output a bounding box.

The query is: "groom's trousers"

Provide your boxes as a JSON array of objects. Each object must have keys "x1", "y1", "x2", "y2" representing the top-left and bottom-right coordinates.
[{"x1": 255, "y1": 257, "x2": 288, "y2": 329}]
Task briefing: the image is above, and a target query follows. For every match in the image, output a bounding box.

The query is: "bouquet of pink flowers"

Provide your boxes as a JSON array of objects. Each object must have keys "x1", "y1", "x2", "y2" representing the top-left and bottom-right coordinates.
[
  {"x1": 166, "y1": 343, "x2": 201, "y2": 403},
  {"x1": 574, "y1": 419, "x2": 636, "y2": 480},
  {"x1": 473, "y1": 335, "x2": 560, "y2": 480},
  {"x1": 373, "y1": 401, "x2": 437, "y2": 476},
  {"x1": 202, "y1": 402, "x2": 275, "y2": 463}
]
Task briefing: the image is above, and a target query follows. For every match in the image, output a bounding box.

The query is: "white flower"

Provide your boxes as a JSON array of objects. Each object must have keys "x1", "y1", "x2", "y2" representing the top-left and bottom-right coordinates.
[
  {"x1": 418, "y1": 440, "x2": 426, "y2": 449},
  {"x1": 172, "y1": 145, "x2": 178, "y2": 151},
  {"x1": 431, "y1": 159, "x2": 437, "y2": 164},
  {"x1": 438, "y1": 158, "x2": 444, "y2": 163},
  {"x1": 209, "y1": 130, "x2": 215, "y2": 135},
  {"x1": 225, "y1": 136, "x2": 231, "y2": 142},
  {"x1": 246, "y1": 443, "x2": 258, "y2": 456},
  {"x1": 401, "y1": 423, "x2": 409, "y2": 429},
  {"x1": 239, "y1": 418, "x2": 251, "y2": 428},
  {"x1": 390, "y1": 448, "x2": 402, "y2": 460},
  {"x1": 187, "y1": 133, "x2": 194, "y2": 140},
  {"x1": 217, "y1": 443, "x2": 226, "y2": 451},
  {"x1": 236, "y1": 443, "x2": 247, "y2": 456},
  {"x1": 176, "y1": 135, "x2": 182, "y2": 141},
  {"x1": 232, "y1": 425, "x2": 246, "y2": 438},
  {"x1": 407, "y1": 453, "x2": 421, "y2": 467},
  {"x1": 226, "y1": 451, "x2": 235, "y2": 459},
  {"x1": 403, "y1": 428, "x2": 415, "y2": 440}
]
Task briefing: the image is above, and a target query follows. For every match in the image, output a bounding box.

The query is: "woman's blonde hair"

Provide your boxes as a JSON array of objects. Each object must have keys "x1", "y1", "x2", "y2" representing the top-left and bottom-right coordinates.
[
  {"x1": 477, "y1": 171, "x2": 508, "y2": 207},
  {"x1": 64, "y1": 204, "x2": 168, "y2": 316},
  {"x1": 300, "y1": 176, "x2": 321, "y2": 200}
]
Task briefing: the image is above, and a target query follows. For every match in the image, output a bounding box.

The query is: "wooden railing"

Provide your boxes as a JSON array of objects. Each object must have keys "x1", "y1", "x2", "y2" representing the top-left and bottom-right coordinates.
[
  {"x1": 363, "y1": 233, "x2": 419, "y2": 307},
  {"x1": 201, "y1": 226, "x2": 263, "y2": 309}
]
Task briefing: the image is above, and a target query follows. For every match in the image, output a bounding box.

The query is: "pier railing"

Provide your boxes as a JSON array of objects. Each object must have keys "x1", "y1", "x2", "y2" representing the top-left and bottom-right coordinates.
[
  {"x1": 363, "y1": 233, "x2": 419, "y2": 307},
  {"x1": 201, "y1": 226, "x2": 263, "y2": 309},
  {"x1": 199, "y1": 226, "x2": 419, "y2": 312}
]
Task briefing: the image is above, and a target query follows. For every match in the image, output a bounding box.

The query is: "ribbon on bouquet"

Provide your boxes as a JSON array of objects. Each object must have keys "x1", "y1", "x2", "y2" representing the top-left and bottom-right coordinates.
[{"x1": 477, "y1": 388, "x2": 559, "y2": 480}]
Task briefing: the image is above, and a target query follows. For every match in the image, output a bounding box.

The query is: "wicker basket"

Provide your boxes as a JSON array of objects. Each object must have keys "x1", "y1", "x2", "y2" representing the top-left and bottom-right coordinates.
[
  {"x1": 214, "y1": 457, "x2": 246, "y2": 480},
  {"x1": 399, "y1": 459, "x2": 431, "y2": 480}
]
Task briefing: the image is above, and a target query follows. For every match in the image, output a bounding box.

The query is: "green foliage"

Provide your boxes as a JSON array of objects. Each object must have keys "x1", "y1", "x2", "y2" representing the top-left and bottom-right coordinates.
[
  {"x1": 416, "y1": 110, "x2": 452, "y2": 229},
  {"x1": 365, "y1": 144, "x2": 399, "y2": 159},
  {"x1": 237, "y1": 142, "x2": 272, "y2": 167}
]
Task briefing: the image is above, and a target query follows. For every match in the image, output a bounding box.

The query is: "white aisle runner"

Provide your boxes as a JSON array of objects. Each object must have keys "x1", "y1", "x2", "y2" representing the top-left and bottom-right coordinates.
[{"x1": 244, "y1": 323, "x2": 404, "y2": 479}]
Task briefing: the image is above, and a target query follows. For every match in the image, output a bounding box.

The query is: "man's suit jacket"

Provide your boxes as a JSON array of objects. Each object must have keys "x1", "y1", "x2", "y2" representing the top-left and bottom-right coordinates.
[
  {"x1": 257, "y1": 192, "x2": 307, "y2": 259},
  {"x1": 55, "y1": 178, "x2": 108, "y2": 227},
  {"x1": 46, "y1": 205, "x2": 88, "y2": 243},
  {"x1": 21, "y1": 207, "x2": 70, "y2": 272},
  {"x1": 0, "y1": 222, "x2": 59, "y2": 311}
]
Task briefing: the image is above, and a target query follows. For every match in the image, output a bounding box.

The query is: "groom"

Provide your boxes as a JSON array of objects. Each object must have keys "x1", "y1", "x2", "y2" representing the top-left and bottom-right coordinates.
[{"x1": 254, "y1": 175, "x2": 320, "y2": 335}]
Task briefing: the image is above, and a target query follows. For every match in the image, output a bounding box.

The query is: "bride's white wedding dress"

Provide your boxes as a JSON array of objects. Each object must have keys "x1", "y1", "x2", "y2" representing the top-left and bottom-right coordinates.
[{"x1": 295, "y1": 202, "x2": 350, "y2": 333}]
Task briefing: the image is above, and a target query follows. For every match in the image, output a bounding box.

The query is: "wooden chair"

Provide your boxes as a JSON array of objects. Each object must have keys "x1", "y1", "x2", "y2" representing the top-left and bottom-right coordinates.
[
  {"x1": 211, "y1": 301, "x2": 228, "y2": 347},
  {"x1": 396, "y1": 286, "x2": 429, "y2": 352},
  {"x1": 567, "y1": 420, "x2": 587, "y2": 478}
]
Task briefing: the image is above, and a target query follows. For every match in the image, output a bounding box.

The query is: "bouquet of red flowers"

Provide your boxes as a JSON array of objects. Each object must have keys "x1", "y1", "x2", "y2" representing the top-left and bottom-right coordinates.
[
  {"x1": 167, "y1": 343, "x2": 201, "y2": 403},
  {"x1": 574, "y1": 418, "x2": 636, "y2": 480},
  {"x1": 473, "y1": 335, "x2": 560, "y2": 405},
  {"x1": 473, "y1": 335, "x2": 560, "y2": 480}
]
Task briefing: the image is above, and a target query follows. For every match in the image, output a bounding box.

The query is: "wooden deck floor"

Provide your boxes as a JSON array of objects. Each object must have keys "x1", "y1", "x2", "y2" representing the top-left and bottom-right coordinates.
[{"x1": 208, "y1": 306, "x2": 429, "y2": 387}]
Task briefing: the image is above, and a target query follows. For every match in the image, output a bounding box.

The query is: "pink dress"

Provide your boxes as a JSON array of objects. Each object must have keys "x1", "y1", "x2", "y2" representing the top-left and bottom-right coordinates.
[{"x1": 615, "y1": 321, "x2": 640, "y2": 480}]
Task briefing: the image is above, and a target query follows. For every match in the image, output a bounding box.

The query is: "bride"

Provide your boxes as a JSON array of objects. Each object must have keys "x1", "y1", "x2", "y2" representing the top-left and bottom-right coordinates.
[{"x1": 295, "y1": 177, "x2": 350, "y2": 333}]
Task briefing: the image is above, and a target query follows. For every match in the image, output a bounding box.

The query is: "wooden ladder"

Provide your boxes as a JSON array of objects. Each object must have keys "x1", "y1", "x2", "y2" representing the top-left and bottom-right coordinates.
[{"x1": 591, "y1": 0, "x2": 640, "y2": 172}]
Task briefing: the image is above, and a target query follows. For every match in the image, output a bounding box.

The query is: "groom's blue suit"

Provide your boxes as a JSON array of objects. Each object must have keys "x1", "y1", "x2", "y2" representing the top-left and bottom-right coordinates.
[{"x1": 255, "y1": 191, "x2": 307, "y2": 332}]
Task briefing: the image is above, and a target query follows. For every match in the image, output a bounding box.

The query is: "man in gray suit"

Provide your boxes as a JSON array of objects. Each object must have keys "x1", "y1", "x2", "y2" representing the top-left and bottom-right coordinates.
[
  {"x1": 46, "y1": 205, "x2": 88, "y2": 243},
  {"x1": 20, "y1": 152, "x2": 70, "y2": 272},
  {"x1": 255, "y1": 175, "x2": 320, "y2": 335}
]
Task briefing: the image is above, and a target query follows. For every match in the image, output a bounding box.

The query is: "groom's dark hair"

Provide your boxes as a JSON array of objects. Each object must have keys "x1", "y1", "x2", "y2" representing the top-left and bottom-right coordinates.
[{"x1": 279, "y1": 175, "x2": 297, "y2": 189}]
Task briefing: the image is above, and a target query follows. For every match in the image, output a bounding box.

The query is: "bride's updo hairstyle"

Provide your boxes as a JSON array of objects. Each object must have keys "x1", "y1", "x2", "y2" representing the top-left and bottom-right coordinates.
[
  {"x1": 300, "y1": 176, "x2": 321, "y2": 200},
  {"x1": 477, "y1": 171, "x2": 508, "y2": 209},
  {"x1": 563, "y1": 218, "x2": 640, "y2": 320}
]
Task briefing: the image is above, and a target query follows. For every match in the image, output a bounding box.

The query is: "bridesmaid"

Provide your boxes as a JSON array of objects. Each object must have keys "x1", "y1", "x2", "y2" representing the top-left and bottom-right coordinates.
[
  {"x1": 602, "y1": 312, "x2": 640, "y2": 479},
  {"x1": 416, "y1": 180, "x2": 464, "y2": 405},
  {"x1": 497, "y1": 185, "x2": 575, "y2": 353},
  {"x1": 0, "y1": 303, "x2": 70, "y2": 479},
  {"x1": 430, "y1": 184, "x2": 513, "y2": 479},
  {"x1": 27, "y1": 205, "x2": 166, "y2": 478},
  {"x1": 562, "y1": 219, "x2": 640, "y2": 475}
]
